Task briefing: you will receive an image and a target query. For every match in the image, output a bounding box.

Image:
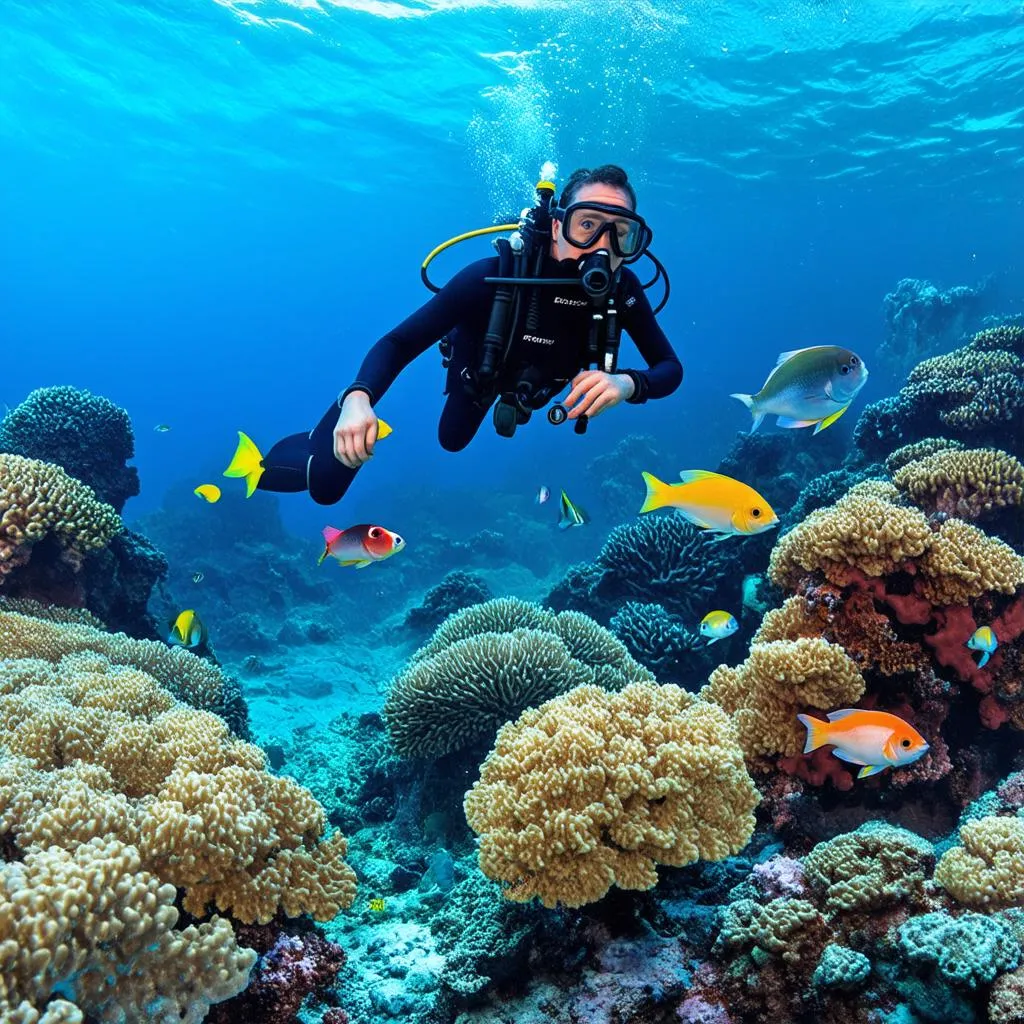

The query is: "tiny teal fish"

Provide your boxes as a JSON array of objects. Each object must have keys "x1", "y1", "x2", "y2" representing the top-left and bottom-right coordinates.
[
  {"x1": 154, "y1": 423, "x2": 172, "y2": 433},
  {"x1": 700, "y1": 610, "x2": 739, "y2": 644},
  {"x1": 558, "y1": 490, "x2": 589, "y2": 530},
  {"x1": 966, "y1": 625, "x2": 998, "y2": 668},
  {"x1": 191, "y1": 571, "x2": 205, "y2": 584}
]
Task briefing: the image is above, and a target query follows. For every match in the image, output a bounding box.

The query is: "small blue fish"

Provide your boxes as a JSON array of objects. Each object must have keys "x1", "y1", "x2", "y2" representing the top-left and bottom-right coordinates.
[
  {"x1": 536, "y1": 485, "x2": 550, "y2": 505},
  {"x1": 700, "y1": 610, "x2": 739, "y2": 645},
  {"x1": 966, "y1": 626, "x2": 998, "y2": 668}
]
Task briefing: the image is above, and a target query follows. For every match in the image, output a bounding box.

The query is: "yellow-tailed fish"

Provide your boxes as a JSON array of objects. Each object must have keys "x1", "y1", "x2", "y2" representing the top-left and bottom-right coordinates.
[
  {"x1": 168, "y1": 609, "x2": 207, "y2": 648},
  {"x1": 194, "y1": 484, "x2": 221, "y2": 503},
  {"x1": 731, "y1": 345, "x2": 868, "y2": 435},
  {"x1": 223, "y1": 431, "x2": 265, "y2": 498},
  {"x1": 797, "y1": 709, "x2": 929, "y2": 779},
  {"x1": 558, "y1": 490, "x2": 589, "y2": 530},
  {"x1": 639, "y1": 470, "x2": 778, "y2": 539},
  {"x1": 966, "y1": 626, "x2": 998, "y2": 668},
  {"x1": 700, "y1": 610, "x2": 738, "y2": 644}
]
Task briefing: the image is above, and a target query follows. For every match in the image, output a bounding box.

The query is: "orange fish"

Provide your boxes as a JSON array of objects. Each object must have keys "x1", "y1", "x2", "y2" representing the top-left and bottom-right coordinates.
[
  {"x1": 317, "y1": 524, "x2": 405, "y2": 568},
  {"x1": 639, "y1": 470, "x2": 778, "y2": 539},
  {"x1": 797, "y1": 709, "x2": 929, "y2": 779}
]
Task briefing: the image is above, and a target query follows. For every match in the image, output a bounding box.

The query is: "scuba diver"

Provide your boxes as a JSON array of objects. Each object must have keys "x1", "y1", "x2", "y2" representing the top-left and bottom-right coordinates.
[{"x1": 233, "y1": 164, "x2": 683, "y2": 505}]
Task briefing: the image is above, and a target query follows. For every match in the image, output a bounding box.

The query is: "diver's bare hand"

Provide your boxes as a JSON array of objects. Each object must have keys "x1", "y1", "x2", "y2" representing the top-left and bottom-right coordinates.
[
  {"x1": 563, "y1": 371, "x2": 634, "y2": 420},
  {"x1": 334, "y1": 391, "x2": 378, "y2": 469}
]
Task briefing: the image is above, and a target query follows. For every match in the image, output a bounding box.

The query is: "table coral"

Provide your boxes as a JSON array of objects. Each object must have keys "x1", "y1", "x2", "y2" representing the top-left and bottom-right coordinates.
[{"x1": 464, "y1": 683, "x2": 758, "y2": 908}]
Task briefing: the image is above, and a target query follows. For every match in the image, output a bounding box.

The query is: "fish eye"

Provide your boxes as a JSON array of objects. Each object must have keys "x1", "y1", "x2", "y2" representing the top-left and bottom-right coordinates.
[
  {"x1": 901, "y1": 738, "x2": 911, "y2": 747},
  {"x1": 751, "y1": 507, "x2": 762, "y2": 518},
  {"x1": 394, "y1": 536, "x2": 403, "y2": 545},
  {"x1": 850, "y1": 355, "x2": 859, "y2": 365},
  {"x1": 840, "y1": 364, "x2": 851, "y2": 374},
  {"x1": 368, "y1": 527, "x2": 380, "y2": 537}
]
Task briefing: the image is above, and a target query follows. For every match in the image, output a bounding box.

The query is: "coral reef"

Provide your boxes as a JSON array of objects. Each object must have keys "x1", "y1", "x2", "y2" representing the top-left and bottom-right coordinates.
[
  {"x1": 464, "y1": 682, "x2": 759, "y2": 908},
  {"x1": 0, "y1": 385, "x2": 139, "y2": 513},
  {"x1": 383, "y1": 598, "x2": 652, "y2": 758},
  {"x1": 609, "y1": 600, "x2": 702, "y2": 686},
  {"x1": 403, "y1": 570, "x2": 493, "y2": 635}
]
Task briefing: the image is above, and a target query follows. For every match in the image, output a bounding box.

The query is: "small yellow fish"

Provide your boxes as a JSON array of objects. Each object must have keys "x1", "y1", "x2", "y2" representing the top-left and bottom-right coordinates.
[
  {"x1": 639, "y1": 470, "x2": 778, "y2": 539},
  {"x1": 377, "y1": 418, "x2": 393, "y2": 440},
  {"x1": 368, "y1": 898, "x2": 386, "y2": 912},
  {"x1": 700, "y1": 610, "x2": 738, "y2": 644},
  {"x1": 966, "y1": 626, "x2": 998, "y2": 668},
  {"x1": 224, "y1": 431, "x2": 265, "y2": 498},
  {"x1": 194, "y1": 484, "x2": 221, "y2": 503},
  {"x1": 168, "y1": 609, "x2": 207, "y2": 649}
]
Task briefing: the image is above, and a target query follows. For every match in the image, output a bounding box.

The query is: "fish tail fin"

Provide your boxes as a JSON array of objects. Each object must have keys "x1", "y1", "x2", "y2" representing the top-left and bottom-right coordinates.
[
  {"x1": 224, "y1": 431, "x2": 265, "y2": 498},
  {"x1": 730, "y1": 393, "x2": 765, "y2": 433},
  {"x1": 639, "y1": 471, "x2": 671, "y2": 514},
  {"x1": 796, "y1": 713, "x2": 829, "y2": 754},
  {"x1": 978, "y1": 650, "x2": 991, "y2": 669}
]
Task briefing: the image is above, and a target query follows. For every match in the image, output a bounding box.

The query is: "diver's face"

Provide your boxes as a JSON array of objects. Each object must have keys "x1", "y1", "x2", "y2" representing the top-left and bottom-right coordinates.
[{"x1": 551, "y1": 183, "x2": 634, "y2": 271}]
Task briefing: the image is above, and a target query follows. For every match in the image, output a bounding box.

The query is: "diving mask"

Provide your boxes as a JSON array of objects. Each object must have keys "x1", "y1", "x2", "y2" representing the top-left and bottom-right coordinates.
[{"x1": 553, "y1": 201, "x2": 652, "y2": 261}]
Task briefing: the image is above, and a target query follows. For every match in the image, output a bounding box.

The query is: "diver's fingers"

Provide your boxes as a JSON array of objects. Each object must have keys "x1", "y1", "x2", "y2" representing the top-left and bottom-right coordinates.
[
  {"x1": 337, "y1": 429, "x2": 358, "y2": 469},
  {"x1": 350, "y1": 425, "x2": 368, "y2": 465},
  {"x1": 564, "y1": 372, "x2": 601, "y2": 408},
  {"x1": 365, "y1": 418, "x2": 378, "y2": 455},
  {"x1": 569, "y1": 380, "x2": 608, "y2": 419},
  {"x1": 586, "y1": 391, "x2": 617, "y2": 419}
]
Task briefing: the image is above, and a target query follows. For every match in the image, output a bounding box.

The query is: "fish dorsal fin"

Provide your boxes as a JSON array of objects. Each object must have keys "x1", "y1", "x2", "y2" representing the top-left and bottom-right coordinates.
[
  {"x1": 774, "y1": 346, "x2": 826, "y2": 368},
  {"x1": 826, "y1": 709, "x2": 861, "y2": 722},
  {"x1": 678, "y1": 469, "x2": 725, "y2": 485},
  {"x1": 322, "y1": 526, "x2": 344, "y2": 544}
]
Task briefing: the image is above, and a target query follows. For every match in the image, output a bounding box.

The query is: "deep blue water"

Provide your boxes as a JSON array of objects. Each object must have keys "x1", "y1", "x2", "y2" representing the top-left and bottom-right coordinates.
[{"x1": 2, "y1": 0, "x2": 1023, "y2": 542}]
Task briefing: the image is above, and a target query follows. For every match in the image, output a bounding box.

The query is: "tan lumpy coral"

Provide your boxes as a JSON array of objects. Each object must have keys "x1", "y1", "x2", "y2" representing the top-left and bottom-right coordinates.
[
  {"x1": 917, "y1": 517, "x2": 1024, "y2": 606},
  {"x1": 0, "y1": 454, "x2": 122, "y2": 583},
  {"x1": 803, "y1": 821, "x2": 935, "y2": 914},
  {"x1": 464, "y1": 683, "x2": 758, "y2": 908},
  {"x1": 0, "y1": 837, "x2": 255, "y2": 1022},
  {"x1": 768, "y1": 482, "x2": 933, "y2": 589},
  {"x1": 892, "y1": 447, "x2": 1024, "y2": 520},
  {"x1": 885, "y1": 438, "x2": 965, "y2": 475},
  {"x1": 385, "y1": 599, "x2": 653, "y2": 758},
  {"x1": 1, "y1": 609, "x2": 225, "y2": 713},
  {"x1": 768, "y1": 481, "x2": 1024, "y2": 607},
  {"x1": 0, "y1": 652, "x2": 356, "y2": 925},
  {"x1": 935, "y1": 815, "x2": 1024, "y2": 910},
  {"x1": 700, "y1": 638, "x2": 866, "y2": 760}
]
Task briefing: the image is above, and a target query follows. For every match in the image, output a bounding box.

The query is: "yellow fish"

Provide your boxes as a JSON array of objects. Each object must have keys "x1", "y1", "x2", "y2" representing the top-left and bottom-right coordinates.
[
  {"x1": 168, "y1": 609, "x2": 207, "y2": 648},
  {"x1": 194, "y1": 484, "x2": 221, "y2": 503},
  {"x1": 368, "y1": 898, "x2": 386, "y2": 912},
  {"x1": 639, "y1": 470, "x2": 779, "y2": 539}
]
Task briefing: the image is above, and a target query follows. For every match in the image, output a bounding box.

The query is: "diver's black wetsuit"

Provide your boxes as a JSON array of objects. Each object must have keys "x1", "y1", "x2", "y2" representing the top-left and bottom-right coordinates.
[{"x1": 259, "y1": 254, "x2": 683, "y2": 504}]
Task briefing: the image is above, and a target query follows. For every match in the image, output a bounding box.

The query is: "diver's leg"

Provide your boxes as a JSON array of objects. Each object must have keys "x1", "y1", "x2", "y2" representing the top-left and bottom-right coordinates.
[
  {"x1": 438, "y1": 388, "x2": 491, "y2": 452},
  {"x1": 257, "y1": 402, "x2": 359, "y2": 505}
]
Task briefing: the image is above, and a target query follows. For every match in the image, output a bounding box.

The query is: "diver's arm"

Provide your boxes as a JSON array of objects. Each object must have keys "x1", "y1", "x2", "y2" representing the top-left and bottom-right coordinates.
[
  {"x1": 340, "y1": 257, "x2": 497, "y2": 406},
  {"x1": 618, "y1": 274, "x2": 683, "y2": 403}
]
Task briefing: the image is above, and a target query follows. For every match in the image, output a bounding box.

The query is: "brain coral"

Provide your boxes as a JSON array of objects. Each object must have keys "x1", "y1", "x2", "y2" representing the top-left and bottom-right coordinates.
[
  {"x1": 384, "y1": 599, "x2": 653, "y2": 758},
  {"x1": 464, "y1": 683, "x2": 759, "y2": 908}
]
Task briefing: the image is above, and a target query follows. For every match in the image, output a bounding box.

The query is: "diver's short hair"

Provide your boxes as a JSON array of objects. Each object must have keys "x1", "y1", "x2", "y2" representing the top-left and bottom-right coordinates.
[{"x1": 557, "y1": 164, "x2": 637, "y2": 210}]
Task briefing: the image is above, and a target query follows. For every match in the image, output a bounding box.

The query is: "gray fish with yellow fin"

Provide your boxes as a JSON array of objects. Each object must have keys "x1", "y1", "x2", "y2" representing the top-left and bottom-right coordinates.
[{"x1": 731, "y1": 345, "x2": 868, "y2": 434}]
